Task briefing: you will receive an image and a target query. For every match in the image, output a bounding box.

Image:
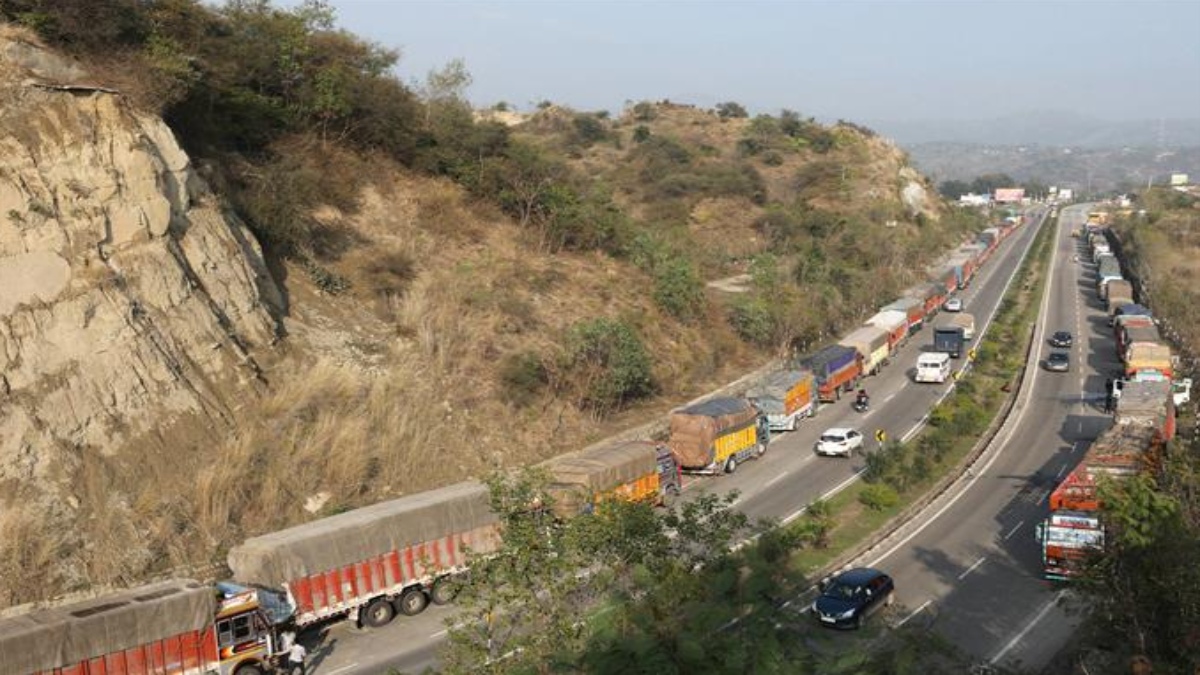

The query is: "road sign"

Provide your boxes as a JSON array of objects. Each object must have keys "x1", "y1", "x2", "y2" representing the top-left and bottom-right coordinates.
[
  {"x1": 968, "y1": 348, "x2": 977, "y2": 361},
  {"x1": 875, "y1": 429, "x2": 887, "y2": 443}
]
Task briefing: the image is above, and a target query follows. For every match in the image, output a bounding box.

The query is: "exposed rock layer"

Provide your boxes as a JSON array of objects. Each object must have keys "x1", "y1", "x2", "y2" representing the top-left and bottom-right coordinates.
[{"x1": 0, "y1": 33, "x2": 280, "y2": 488}]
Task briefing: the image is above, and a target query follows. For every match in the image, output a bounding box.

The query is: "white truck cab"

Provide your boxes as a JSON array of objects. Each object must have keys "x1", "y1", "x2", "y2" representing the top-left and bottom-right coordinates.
[{"x1": 915, "y1": 352, "x2": 952, "y2": 383}]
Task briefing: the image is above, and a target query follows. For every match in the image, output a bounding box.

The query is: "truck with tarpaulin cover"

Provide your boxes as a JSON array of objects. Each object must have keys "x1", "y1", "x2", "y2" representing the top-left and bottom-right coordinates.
[
  {"x1": 668, "y1": 397, "x2": 768, "y2": 475},
  {"x1": 1115, "y1": 379, "x2": 1176, "y2": 441},
  {"x1": 544, "y1": 441, "x2": 682, "y2": 517},
  {"x1": 1036, "y1": 422, "x2": 1164, "y2": 580},
  {"x1": 801, "y1": 344, "x2": 862, "y2": 403},
  {"x1": 838, "y1": 325, "x2": 890, "y2": 376},
  {"x1": 869, "y1": 307, "x2": 913, "y2": 348},
  {"x1": 228, "y1": 480, "x2": 502, "y2": 630},
  {"x1": 1104, "y1": 279, "x2": 1134, "y2": 320},
  {"x1": 1125, "y1": 343, "x2": 1173, "y2": 379},
  {"x1": 746, "y1": 369, "x2": 816, "y2": 432},
  {"x1": 1095, "y1": 255, "x2": 1122, "y2": 299},
  {"x1": 1119, "y1": 322, "x2": 1160, "y2": 362},
  {"x1": 0, "y1": 579, "x2": 291, "y2": 675},
  {"x1": 906, "y1": 281, "x2": 946, "y2": 323}
]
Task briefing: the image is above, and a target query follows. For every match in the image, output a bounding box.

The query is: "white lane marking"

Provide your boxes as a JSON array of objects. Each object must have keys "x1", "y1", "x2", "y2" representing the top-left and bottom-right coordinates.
[
  {"x1": 326, "y1": 666, "x2": 359, "y2": 675},
  {"x1": 430, "y1": 630, "x2": 447, "y2": 639},
  {"x1": 896, "y1": 600, "x2": 931, "y2": 627},
  {"x1": 1056, "y1": 464, "x2": 1067, "y2": 479},
  {"x1": 957, "y1": 557, "x2": 986, "y2": 580},
  {"x1": 1004, "y1": 520, "x2": 1024, "y2": 540},
  {"x1": 989, "y1": 591, "x2": 1065, "y2": 665},
  {"x1": 884, "y1": 392, "x2": 897, "y2": 402},
  {"x1": 764, "y1": 470, "x2": 790, "y2": 488}
]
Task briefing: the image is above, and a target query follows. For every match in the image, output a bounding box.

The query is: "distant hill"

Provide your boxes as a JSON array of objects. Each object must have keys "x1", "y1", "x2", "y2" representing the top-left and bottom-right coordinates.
[
  {"x1": 903, "y1": 142, "x2": 1200, "y2": 194},
  {"x1": 869, "y1": 111, "x2": 1200, "y2": 148}
]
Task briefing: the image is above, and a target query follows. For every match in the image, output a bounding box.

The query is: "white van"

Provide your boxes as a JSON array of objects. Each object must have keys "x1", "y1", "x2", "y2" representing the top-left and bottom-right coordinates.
[{"x1": 916, "y1": 352, "x2": 952, "y2": 383}]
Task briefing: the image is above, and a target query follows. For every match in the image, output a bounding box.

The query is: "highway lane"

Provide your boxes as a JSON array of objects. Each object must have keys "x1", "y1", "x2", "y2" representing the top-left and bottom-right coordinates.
[
  {"x1": 299, "y1": 209, "x2": 1047, "y2": 673},
  {"x1": 859, "y1": 203, "x2": 1114, "y2": 672}
]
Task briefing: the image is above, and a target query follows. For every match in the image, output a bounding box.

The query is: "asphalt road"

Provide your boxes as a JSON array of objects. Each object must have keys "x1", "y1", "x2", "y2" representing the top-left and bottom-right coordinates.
[
  {"x1": 853, "y1": 203, "x2": 1114, "y2": 672},
  {"x1": 299, "y1": 208, "x2": 1049, "y2": 674}
]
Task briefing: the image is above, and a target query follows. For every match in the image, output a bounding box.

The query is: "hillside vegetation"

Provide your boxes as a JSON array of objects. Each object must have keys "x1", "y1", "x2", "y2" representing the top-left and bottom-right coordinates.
[{"x1": 0, "y1": 1, "x2": 986, "y2": 603}]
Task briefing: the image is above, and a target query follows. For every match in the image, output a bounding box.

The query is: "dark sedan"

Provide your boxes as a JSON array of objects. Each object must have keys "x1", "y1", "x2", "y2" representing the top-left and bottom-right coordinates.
[
  {"x1": 812, "y1": 567, "x2": 895, "y2": 629},
  {"x1": 1045, "y1": 351, "x2": 1071, "y2": 372},
  {"x1": 1049, "y1": 331, "x2": 1073, "y2": 348}
]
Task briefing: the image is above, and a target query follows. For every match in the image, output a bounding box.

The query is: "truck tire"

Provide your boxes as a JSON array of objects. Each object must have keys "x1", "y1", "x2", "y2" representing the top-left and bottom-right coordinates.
[
  {"x1": 397, "y1": 587, "x2": 429, "y2": 616},
  {"x1": 363, "y1": 597, "x2": 396, "y2": 628},
  {"x1": 431, "y1": 576, "x2": 460, "y2": 605},
  {"x1": 724, "y1": 456, "x2": 738, "y2": 474},
  {"x1": 756, "y1": 442, "x2": 766, "y2": 457},
  {"x1": 234, "y1": 665, "x2": 265, "y2": 675}
]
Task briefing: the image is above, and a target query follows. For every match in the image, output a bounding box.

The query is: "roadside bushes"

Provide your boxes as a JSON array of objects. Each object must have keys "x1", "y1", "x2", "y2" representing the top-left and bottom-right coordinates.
[{"x1": 562, "y1": 318, "x2": 655, "y2": 414}]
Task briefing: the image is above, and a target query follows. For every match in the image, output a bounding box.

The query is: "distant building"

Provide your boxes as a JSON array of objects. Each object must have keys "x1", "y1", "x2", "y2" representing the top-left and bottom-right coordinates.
[{"x1": 993, "y1": 188, "x2": 1025, "y2": 203}]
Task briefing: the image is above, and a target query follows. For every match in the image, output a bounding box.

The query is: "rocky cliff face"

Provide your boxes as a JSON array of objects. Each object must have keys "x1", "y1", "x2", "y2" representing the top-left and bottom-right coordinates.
[{"x1": 0, "y1": 33, "x2": 281, "y2": 491}]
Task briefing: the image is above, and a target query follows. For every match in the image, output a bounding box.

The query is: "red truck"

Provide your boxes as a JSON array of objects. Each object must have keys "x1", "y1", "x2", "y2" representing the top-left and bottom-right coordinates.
[
  {"x1": 801, "y1": 344, "x2": 862, "y2": 403},
  {"x1": 228, "y1": 480, "x2": 502, "y2": 629},
  {"x1": 0, "y1": 579, "x2": 290, "y2": 675}
]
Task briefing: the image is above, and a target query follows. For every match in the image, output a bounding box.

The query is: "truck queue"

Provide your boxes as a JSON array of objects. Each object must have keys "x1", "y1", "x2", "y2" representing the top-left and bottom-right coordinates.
[{"x1": 0, "y1": 215, "x2": 1028, "y2": 675}]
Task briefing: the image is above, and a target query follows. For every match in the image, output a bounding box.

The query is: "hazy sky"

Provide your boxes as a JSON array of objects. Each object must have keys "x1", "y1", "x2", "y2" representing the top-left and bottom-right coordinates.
[{"x1": 281, "y1": 0, "x2": 1200, "y2": 122}]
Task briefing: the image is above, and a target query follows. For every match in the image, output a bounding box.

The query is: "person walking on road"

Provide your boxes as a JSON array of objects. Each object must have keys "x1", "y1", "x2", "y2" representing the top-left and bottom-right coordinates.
[
  {"x1": 287, "y1": 641, "x2": 308, "y2": 675},
  {"x1": 1104, "y1": 378, "x2": 1114, "y2": 413}
]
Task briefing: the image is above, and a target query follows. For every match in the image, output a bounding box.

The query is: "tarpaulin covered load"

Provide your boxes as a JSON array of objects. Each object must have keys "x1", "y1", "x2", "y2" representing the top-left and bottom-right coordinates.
[
  {"x1": 839, "y1": 325, "x2": 890, "y2": 375},
  {"x1": 668, "y1": 398, "x2": 759, "y2": 469},
  {"x1": 1105, "y1": 280, "x2": 1134, "y2": 314},
  {"x1": 1049, "y1": 422, "x2": 1161, "y2": 511},
  {"x1": 545, "y1": 441, "x2": 659, "y2": 516},
  {"x1": 1121, "y1": 324, "x2": 1161, "y2": 352},
  {"x1": 229, "y1": 481, "x2": 499, "y2": 588},
  {"x1": 879, "y1": 298, "x2": 922, "y2": 330},
  {"x1": 1116, "y1": 380, "x2": 1174, "y2": 439},
  {"x1": 868, "y1": 308, "x2": 911, "y2": 346},
  {"x1": 747, "y1": 369, "x2": 814, "y2": 417},
  {"x1": 906, "y1": 281, "x2": 946, "y2": 318},
  {"x1": 802, "y1": 344, "x2": 858, "y2": 382},
  {"x1": 1125, "y1": 343, "x2": 1173, "y2": 378},
  {"x1": 0, "y1": 579, "x2": 215, "y2": 675}
]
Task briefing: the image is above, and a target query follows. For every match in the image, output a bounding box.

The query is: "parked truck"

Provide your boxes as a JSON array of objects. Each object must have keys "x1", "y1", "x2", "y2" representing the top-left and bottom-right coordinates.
[
  {"x1": 746, "y1": 369, "x2": 816, "y2": 432},
  {"x1": 801, "y1": 344, "x2": 863, "y2": 403},
  {"x1": 544, "y1": 441, "x2": 682, "y2": 517},
  {"x1": 1037, "y1": 422, "x2": 1163, "y2": 580},
  {"x1": 869, "y1": 307, "x2": 913, "y2": 348},
  {"x1": 1095, "y1": 255, "x2": 1122, "y2": 299},
  {"x1": 1115, "y1": 379, "x2": 1176, "y2": 441},
  {"x1": 1119, "y1": 323, "x2": 1161, "y2": 362},
  {"x1": 0, "y1": 579, "x2": 291, "y2": 675},
  {"x1": 1125, "y1": 343, "x2": 1173, "y2": 380},
  {"x1": 668, "y1": 397, "x2": 768, "y2": 474},
  {"x1": 838, "y1": 324, "x2": 891, "y2": 376},
  {"x1": 1104, "y1": 279, "x2": 1134, "y2": 320},
  {"x1": 228, "y1": 480, "x2": 503, "y2": 629}
]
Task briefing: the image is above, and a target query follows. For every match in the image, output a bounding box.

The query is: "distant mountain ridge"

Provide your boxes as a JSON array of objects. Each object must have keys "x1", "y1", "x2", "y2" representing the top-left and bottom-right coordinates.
[{"x1": 868, "y1": 111, "x2": 1200, "y2": 148}]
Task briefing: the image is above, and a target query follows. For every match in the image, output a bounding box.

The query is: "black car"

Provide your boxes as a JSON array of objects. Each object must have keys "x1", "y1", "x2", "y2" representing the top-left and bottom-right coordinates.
[
  {"x1": 1049, "y1": 331, "x2": 1073, "y2": 348},
  {"x1": 1045, "y1": 351, "x2": 1071, "y2": 372},
  {"x1": 812, "y1": 567, "x2": 895, "y2": 629}
]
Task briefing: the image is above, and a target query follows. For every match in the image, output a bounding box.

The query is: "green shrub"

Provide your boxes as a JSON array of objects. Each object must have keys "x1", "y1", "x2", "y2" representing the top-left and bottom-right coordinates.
[
  {"x1": 563, "y1": 319, "x2": 655, "y2": 413},
  {"x1": 728, "y1": 297, "x2": 775, "y2": 347},
  {"x1": 500, "y1": 351, "x2": 549, "y2": 407},
  {"x1": 632, "y1": 125, "x2": 652, "y2": 143},
  {"x1": 572, "y1": 114, "x2": 608, "y2": 146},
  {"x1": 653, "y1": 258, "x2": 704, "y2": 321},
  {"x1": 761, "y1": 151, "x2": 784, "y2": 167},
  {"x1": 715, "y1": 101, "x2": 748, "y2": 119},
  {"x1": 859, "y1": 484, "x2": 899, "y2": 511}
]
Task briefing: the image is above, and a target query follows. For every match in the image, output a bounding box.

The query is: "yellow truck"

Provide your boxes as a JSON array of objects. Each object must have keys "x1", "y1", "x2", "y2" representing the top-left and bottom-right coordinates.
[
  {"x1": 669, "y1": 398, "x2": 768, "y2": 475},
  {"x1": 545, "y1": 441, "x2": 682, "y2": 518}
]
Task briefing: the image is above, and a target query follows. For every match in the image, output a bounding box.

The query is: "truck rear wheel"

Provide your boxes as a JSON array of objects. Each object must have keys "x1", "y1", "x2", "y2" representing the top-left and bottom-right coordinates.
[
  {"x1": 234, "y1": 665, "x2": 265, "y2": 675},
  {"x1": 724, "y1": 457, "x2": 738, "y2": 474},
  {"x1": 397, "y1": 587, "x2": 429, "y2": 616},
  {"x1": 363, "y1": 597, "x2": 396, "y2": 628},
  {"x1": 431, "y1": 576, "x2": 460, "y2": 605}
]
